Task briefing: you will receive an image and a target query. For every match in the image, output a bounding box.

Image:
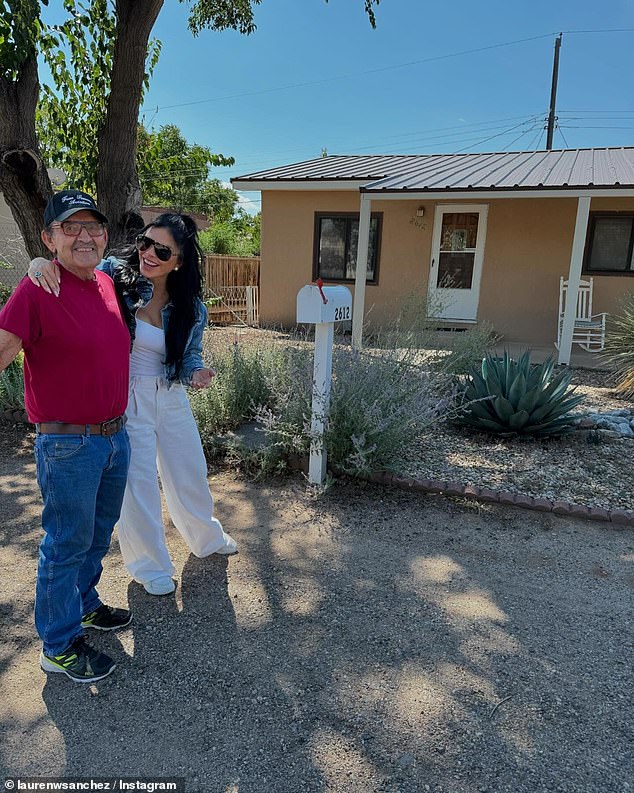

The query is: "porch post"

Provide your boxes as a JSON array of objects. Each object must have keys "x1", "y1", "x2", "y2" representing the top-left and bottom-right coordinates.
[
  {"x1": 352, "y1": 194, "x2": 372, "y2": 350},
  {"x1": 558, "y1": 195, "x2": 591, "y2": 365}
]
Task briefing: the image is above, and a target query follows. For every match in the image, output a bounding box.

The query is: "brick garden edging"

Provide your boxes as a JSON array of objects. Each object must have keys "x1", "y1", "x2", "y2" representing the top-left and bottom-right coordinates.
[
  {"x1": 286, "y1": 454, "x2": 634, "y2": 526},
  {"x1": 361, "y1": 471, "x2": 634, "y2": 527}
]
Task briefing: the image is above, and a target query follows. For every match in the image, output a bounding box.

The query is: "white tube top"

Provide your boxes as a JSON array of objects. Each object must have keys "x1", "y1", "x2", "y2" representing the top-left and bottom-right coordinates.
[{"x1": 129, "y1": 318, "x2": 166, "y2": 377}]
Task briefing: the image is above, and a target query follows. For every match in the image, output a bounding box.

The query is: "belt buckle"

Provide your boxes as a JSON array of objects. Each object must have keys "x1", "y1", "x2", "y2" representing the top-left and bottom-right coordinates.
[{"x1": 100, "y1": 417, "x2": 119, "y2": 436}]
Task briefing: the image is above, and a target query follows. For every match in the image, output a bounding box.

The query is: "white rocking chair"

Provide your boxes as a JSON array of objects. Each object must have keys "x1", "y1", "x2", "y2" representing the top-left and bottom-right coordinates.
[{"x1": 555, "y1": 276, "x2": 607, "y2": 352}]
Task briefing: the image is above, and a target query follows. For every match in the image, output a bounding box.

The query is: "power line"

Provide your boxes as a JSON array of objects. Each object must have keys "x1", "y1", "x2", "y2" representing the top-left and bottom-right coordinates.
[
  {"x1": 559, "y1": 125, "x2": 634, "y2": 130},
  {"x1": 557, "y1": 125, "x2": 570, "y2": 148},
  {"x1": 526, "y1": 126, "x2": 545, "y2": 151},
  {"x1": 536, "y1": 128, "x2": 545, "y2": 150},
  {"x1": 504, "y1": 122, "x2": 542, "y2": 150},
  {"x1": 562, "y1": 27, "x2": 634, "y2": 34},
  {"x1": 343, "y1": 126, "x2": 544, "y2": 156},
  {"x1": 139, "y1": 114, "x2": 545, "y2": 180},
  {"x1": 335, "y1": 116, "x2": 544, "y2": 152},
  {"x1": 141, "y1": 28, "x2": 634, "y2": 117},
  {"x1": 557, "y1": 116, "x2": 634, "y2": 121},
  {"x1": 140, "y1": 129, "x2": 543, "y2": 178},
  {"x1": 454, "y1": 118, "x2": 539, "y2": 153},
  {"x1": 205, "y1": 115, "x2": 543, "y2": 170},
  {"x1": 141, "y1": 33, "x2": 557, "y2": 114},
  {"x1": 558, "y1": 109, "x2": 634, "y2": 114}
]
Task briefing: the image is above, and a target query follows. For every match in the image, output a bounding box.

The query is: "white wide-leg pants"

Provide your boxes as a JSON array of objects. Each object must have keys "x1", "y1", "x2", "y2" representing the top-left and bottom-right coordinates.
[{"x1": 117, "y1": 376, "x2": 227, "y2": 585}]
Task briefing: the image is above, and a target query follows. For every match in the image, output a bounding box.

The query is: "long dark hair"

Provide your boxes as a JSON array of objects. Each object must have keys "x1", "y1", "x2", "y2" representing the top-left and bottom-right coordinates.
[{"x1": 114, "y1": 213, "x2": 204, "y2": 378}]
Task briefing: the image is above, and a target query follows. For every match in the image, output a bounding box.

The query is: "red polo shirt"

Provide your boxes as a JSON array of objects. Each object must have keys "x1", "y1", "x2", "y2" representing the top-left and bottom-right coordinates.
[{"x1": 0, "y1": 267, "x2": 130, "y2": 423}]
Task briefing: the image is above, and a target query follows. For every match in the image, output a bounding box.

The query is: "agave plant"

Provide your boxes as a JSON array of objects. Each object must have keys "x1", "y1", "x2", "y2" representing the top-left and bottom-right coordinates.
[
  {"x1": 603, "y1": 292, "x2": 634, "y2": 397},
  {"x1": 458, "y1": 351, "x2": 584, "y2": 437}
]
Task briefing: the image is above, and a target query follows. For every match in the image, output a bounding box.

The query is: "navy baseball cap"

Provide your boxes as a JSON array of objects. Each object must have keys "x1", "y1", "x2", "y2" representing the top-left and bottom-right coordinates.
[{"x1": 44, "y1": 189, "x2": 108, "y2": 226}]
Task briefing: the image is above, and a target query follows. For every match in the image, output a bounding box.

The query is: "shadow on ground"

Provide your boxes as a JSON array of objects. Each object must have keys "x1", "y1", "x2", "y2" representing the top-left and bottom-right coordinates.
[{"x1": 0, "y1": 423, "x2": 632, "y2": 792}]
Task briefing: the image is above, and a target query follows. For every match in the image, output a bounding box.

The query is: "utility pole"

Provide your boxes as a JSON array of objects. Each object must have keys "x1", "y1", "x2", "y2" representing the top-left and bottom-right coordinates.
[{"x1": 546, "y1": 33, "x2": 563, "y2": 150}]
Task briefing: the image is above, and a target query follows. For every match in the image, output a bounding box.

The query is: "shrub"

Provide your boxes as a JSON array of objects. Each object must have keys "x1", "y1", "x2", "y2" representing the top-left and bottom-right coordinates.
[
  {"x1": 198, "y1": 221, "x2": 259, "y2": 257},
  {"x1": 457, "y1": 351, "x2": 584, "y2": 437},
  {"x1": 199, "y1": 223, "x2": 237, "y2": 255},
  {"x1": 325, "y1": 347, "x2": 452, "y2": 474},
  {"x1": 603, "y1": 293, "x2": 634, "y2": 397},
  {"x1": 193, "y1": 305, "x2": 500, "y2": 477},
  {"x1": 0, "y1": 282, "x2": 12, "y2": 307},
  {"x1": 195, "y1": 331, "x2": 456, "y2": 477},
  {"x1": 0, "y1": 260, "x2": 13, "y2": 307},
  {"x1": 0, "y1": 354, "x2": 25, "y2": 412},
  {"x1": 189, "y1": 340, "x2": 282, "y2": 445}
]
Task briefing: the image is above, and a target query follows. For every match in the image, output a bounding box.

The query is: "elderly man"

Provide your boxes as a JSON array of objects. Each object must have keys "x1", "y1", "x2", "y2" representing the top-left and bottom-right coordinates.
[{"x1": 0, "y1": 190, "x2": 131, "y2": 683}]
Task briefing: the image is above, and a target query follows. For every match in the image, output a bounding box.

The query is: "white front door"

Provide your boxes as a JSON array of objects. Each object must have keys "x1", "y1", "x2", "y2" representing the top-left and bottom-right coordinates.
[{"x1": 427, "y1": 204, "x2": 489, "y2": 322}]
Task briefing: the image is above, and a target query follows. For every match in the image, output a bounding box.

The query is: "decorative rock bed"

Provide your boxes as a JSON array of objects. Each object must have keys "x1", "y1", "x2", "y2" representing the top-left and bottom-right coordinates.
[{"x1": 574, "y1": 408, "x2": 634, "y2": 438}]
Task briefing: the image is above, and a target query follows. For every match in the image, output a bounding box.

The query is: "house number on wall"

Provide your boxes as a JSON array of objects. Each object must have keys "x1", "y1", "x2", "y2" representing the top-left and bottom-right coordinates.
[{"x1": 334, "y1": 306, "x2": 351, "y2": 321}]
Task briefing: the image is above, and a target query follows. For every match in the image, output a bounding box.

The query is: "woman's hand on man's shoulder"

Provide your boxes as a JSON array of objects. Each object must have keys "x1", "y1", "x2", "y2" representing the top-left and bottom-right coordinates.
[{"x1": 28, "y1": 258, "x2": 60, "y2": 296}]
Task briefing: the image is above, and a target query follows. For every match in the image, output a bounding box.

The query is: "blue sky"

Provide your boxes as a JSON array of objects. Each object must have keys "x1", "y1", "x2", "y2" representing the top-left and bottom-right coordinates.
[{"x1": 47, "y1": 1, "x2": 634, "y2": 213}]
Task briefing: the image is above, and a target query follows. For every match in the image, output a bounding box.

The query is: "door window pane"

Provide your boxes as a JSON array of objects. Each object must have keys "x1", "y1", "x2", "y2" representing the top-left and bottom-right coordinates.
[
  {"x1": 437, "y1": 252, "x2": 475, "y2": 289},
  {"x1": 440, "y1": 213, "x2": 479, "y2": 251}
]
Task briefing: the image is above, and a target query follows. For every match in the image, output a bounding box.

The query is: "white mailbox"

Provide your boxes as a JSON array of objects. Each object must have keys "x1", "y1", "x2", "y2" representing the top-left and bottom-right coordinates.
[
  {"x1": 296, "y1": 285, "x2": 352, "y2": 325},
  {"x1": 296, "y1": 283, "x2": 352, "y2": 485}
]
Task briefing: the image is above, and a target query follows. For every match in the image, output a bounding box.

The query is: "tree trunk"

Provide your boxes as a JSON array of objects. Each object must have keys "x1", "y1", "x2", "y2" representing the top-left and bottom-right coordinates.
[
  {"x1": 96, "y1": 0, "x2": 164, "y2": 249},
  {"x1": 0, "y1": 55, "x2": 52, "y2": 259}
]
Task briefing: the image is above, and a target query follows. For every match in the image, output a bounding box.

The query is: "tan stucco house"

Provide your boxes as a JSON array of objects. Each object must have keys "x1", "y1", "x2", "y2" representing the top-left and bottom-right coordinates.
[{"x1": 233, "y1": 146, "x2": 634, "y2": 364}]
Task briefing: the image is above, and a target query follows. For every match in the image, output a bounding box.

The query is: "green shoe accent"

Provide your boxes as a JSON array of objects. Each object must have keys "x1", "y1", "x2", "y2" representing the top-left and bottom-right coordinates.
[
  {"x1": 40, "y1": 636, "x2": 115, "y2": 683},
  {"x1": 81, "y1": 604, "x2": 132, "y2": 632}
]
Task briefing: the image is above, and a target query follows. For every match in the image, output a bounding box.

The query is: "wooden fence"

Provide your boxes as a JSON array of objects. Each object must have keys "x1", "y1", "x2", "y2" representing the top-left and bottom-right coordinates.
[
  {"x1": 203, "y1": 255, "x2": 259, "y2": 292},
  {"x1": 202, "y1": 255, "x2": 260, "y2": 325}
]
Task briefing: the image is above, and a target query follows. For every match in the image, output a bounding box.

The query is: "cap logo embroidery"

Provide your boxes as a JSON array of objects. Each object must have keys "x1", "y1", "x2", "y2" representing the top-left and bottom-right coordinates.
[{"x1": 61, "y1": 194, "x2": 93, "y2": 206}]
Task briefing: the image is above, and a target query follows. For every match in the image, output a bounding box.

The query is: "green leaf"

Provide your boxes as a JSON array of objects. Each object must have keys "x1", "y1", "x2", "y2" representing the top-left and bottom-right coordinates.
[
  {"x1": 463, "y1": 416, "x2": 509, "y2": 433},
  {"x1": 508, "y1": 410, "x2": 530, "y2": 429},
  {"x1": 493, "y1": 395, "x2": 515, "y2": 422},
  {"x1": 508, "y1": 371, "x2": 526, "y2": 407},
  {"x1": 517, "y1": 385, "x2": 542, "y2": 414}
]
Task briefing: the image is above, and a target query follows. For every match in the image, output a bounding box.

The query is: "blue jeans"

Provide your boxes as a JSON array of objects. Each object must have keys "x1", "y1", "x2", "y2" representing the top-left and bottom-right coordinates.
[{"x1": 34, "y1": 428, "x2": 130, "y2": 656}]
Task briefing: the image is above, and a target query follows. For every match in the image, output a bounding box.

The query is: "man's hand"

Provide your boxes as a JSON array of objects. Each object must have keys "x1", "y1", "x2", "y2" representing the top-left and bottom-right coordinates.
[
  {"x1": 190, "y1": 368, "x2": 215, "y2": 389},
  {"x1": 28, "y1": 258, "x2": 60, "y2": 297}
]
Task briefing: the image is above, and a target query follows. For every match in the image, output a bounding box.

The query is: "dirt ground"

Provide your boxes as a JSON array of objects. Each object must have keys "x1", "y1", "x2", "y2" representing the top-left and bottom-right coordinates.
[{"x1": 0, "y1": 422, "x2": 632, "y2": 793}]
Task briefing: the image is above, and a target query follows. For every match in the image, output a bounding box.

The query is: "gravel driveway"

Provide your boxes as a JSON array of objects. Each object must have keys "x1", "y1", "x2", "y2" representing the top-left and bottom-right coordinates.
[{"x1": 0, "y1": 423, "x2": 632, "y2": 793}]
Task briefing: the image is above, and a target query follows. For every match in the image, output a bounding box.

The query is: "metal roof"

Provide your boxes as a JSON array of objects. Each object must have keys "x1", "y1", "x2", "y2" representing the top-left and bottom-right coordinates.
[{"x1": 232, "y1": 147, "x2": 634, "y2": 192}]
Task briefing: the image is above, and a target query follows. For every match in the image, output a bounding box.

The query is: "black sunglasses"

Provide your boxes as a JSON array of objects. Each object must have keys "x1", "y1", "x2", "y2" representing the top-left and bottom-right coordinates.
[{"x1": 135, "y1": 234, "x2": 174, "y2": 262}]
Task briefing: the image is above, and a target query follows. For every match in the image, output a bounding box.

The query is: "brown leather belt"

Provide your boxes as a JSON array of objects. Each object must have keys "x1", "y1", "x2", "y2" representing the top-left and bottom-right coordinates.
[{"x1": 35, "y1": 416, "x2": 126, "y2": 437}]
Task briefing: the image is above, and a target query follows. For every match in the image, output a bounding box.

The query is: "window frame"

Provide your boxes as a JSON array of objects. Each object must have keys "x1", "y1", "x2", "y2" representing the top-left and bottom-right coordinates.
[
  {"x1": 312, "y1": 211, "x2": 383, "y2": 285},
  {"x1": 583, "y1": 211, "x2": 634, "y2": 277}
]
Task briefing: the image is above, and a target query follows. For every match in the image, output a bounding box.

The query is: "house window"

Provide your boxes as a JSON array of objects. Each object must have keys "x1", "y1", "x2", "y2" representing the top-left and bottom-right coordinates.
[
  {"x1": 313, "y1": 212, "x2": 381, "y2": 283},
  {"x1": 584, "y1": 214, "x2": 634, "y2": 274}
]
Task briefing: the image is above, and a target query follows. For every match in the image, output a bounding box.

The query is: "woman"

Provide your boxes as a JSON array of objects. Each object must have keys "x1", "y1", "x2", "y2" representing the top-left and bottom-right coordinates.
[{"x1": 29, "y1": 213, "x2": 237, "y2": 596}]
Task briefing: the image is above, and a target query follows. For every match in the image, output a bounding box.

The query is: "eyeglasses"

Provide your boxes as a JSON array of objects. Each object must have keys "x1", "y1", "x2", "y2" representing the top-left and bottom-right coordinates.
[
  {"x1": 135, "y1": 234, "x2": 175, "y2": 262},
  {"x1": 50, "y1": 220, "x2": 106, "y2": 237}
]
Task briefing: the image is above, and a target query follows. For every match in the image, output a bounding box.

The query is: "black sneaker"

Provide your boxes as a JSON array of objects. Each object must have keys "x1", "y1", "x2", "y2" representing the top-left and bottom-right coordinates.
[
  {"x1": 40, "y1": 635, "x2": 116, "y2": 683},
  {"x1": 81, "y1": 604, "x2": 132, "y2": 632}
]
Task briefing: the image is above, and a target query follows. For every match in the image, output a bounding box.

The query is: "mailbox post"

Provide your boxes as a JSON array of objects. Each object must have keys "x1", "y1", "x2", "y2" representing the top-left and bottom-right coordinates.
[{"x1": 297, "y1": 284, "x2": 352, "y2": 485}]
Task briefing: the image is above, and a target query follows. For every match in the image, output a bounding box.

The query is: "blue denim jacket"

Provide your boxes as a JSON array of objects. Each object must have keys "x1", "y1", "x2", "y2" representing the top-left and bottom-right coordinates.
[{"x1": 99, "y1": 256, "x2": 207, "y2": 386}]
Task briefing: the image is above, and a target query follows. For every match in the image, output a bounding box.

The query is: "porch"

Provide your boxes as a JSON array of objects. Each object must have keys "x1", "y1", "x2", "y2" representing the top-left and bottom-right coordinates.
[
  {"x1": 427, "y1": 331, "x2": 611, "y2": 370},
  {"x1": 491, "y1": 342, "x2": 610, "y2": 370}
]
